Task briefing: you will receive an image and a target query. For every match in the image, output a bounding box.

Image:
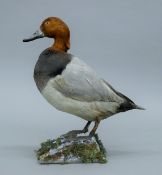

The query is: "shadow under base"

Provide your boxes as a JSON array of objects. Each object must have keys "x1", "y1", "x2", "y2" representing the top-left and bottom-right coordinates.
[{"x1": 36, "y1": 132, "x2": 107, "y2": 164}]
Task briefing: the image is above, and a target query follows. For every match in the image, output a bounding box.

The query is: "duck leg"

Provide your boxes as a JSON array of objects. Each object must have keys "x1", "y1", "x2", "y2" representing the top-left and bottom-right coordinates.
[
  {"x1": 65, "y1": 121, "x2": 92, "y2": 137},
  {"x1": 82, "y1": 121, "x2": 92, "y2": 133},
  {"x1": 89, "y1": 118, "x2": 101, "y2": 136}
]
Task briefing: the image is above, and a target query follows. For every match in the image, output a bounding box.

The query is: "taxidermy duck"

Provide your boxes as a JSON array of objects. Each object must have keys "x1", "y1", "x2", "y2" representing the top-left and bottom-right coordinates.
[{"x1": 23, "y1": 17, "x2": 144, "y2": 136}]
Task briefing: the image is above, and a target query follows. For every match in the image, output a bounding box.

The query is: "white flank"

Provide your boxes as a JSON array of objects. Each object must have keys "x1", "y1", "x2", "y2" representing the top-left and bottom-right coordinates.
[
  {"x1": 41, "y1": 56, "x2": 124, "y2": 121},
  {"x1": 42, "y1": 78, "x2": 120, "y2": 121}
]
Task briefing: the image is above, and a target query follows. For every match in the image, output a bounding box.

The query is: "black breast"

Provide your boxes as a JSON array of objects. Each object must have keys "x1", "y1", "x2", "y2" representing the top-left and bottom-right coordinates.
[{"x1": 34, "y1": 49, "x2": 72, "y2": 91}]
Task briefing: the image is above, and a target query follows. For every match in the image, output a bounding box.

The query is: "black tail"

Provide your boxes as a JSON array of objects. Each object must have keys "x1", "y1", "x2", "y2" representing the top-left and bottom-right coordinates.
[
  {"x1": 117, "y1": 101, "x2": 134, "y2": 112},
  {"x1": 118, "y1": 102, "x2": 145, "y2": 112},
  {"x1": 102, "y1": 80, "x2": 145, "y2": 112},
  {"x1": 116, "y1": 92, "x2": 145, "y2": 112}
]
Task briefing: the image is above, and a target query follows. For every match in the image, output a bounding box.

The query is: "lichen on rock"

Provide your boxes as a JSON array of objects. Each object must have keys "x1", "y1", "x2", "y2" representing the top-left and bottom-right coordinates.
[{"x1": 36, "y1": 132, "x2": 107, "y2": 164}]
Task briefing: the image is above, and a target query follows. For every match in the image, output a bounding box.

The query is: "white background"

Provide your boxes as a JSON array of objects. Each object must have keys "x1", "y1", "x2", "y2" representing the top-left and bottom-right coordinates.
[{"x1": 0, "y1": 0, "x2": 162, "y2": 174}]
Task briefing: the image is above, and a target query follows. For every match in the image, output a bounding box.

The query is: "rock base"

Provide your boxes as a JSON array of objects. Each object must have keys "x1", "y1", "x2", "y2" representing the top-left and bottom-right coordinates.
[{"x1": 36, "y1": 131, "x2": 107, "y2": 164}]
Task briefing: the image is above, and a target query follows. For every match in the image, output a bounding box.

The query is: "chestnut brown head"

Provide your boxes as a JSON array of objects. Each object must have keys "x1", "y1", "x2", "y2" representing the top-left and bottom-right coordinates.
[{"x1": 23, "y1": 17, "x2": 70, "y2": 52}]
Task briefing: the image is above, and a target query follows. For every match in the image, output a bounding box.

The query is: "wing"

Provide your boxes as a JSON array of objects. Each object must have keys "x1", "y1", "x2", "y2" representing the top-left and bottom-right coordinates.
[{"x1": 51, "y1": 56, "x2": 124, "y2": 103}]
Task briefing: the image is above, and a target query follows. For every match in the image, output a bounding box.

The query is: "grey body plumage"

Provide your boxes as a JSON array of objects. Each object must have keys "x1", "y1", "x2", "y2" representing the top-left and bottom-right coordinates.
[{"x1": 34, "y1": 49, "x2": 143, "y2": 119}]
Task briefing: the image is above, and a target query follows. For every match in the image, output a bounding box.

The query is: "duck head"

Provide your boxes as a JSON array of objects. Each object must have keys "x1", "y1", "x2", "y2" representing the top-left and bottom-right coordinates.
[{"x1": 23, "y1": 17, "x2": 70, "y2": 52}]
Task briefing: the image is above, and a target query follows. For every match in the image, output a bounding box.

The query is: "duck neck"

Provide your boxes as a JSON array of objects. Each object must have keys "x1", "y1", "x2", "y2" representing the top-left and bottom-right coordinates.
[{"x1": 50, "y1": 37, "x2": 67, "y2": 52}]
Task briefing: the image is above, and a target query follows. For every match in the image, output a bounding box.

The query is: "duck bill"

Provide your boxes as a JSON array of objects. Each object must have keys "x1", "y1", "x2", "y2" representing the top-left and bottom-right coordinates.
[{"x1": 23, "y1": 30, "x2": 44, "y2": 42}]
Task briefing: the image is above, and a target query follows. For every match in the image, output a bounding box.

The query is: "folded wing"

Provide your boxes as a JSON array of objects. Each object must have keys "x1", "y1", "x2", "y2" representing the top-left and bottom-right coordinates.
[{"x1": 51, "y1": 57, "x2": 124, "y2": 104}]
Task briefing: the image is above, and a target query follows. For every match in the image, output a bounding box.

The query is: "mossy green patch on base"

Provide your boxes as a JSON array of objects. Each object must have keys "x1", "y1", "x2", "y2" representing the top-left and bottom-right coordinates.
[
  {"x1": 36, "y1": 133, "x2": 107, "y2": 164},
  {"x1": 37, "y1": 138, "x2": 62, "y2": 158}
]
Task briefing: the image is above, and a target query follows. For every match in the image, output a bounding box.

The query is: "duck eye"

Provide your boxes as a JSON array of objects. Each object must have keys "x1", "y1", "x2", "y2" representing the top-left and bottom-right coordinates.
[{"x1": 45, "y1": 21, "x2": 49, "y2": 25}]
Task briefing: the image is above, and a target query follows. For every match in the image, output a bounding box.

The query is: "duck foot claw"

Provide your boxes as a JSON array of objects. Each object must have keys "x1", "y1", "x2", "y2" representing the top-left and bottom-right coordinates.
[
  {"x1": 89, "y1": 131, "x2": 95, "y2": 137},
  {"x1": 68, "y1": 129, "x2": 86, "y2": 135},
  {"x1": 63, "y1": 130, "x2": 85, "y2": 139}
]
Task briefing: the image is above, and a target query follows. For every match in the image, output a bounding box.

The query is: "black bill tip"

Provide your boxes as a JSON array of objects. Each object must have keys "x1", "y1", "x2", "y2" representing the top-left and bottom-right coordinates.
[{"x1": 23, "y1": 30, "x2": 44, "y2": 42}]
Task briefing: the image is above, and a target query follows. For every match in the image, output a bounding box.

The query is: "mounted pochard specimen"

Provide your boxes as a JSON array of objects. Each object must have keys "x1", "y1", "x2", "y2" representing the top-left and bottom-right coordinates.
[{"x1": 23, "y1": 17, "x2": 144, "y2": 136}]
